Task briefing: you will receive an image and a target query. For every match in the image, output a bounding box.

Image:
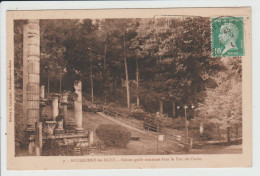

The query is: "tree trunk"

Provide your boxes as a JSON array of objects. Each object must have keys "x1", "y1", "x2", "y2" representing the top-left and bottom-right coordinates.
[
  {"x1": 136, "y1": 57, "x2": 140, "y2": 106},
  {"x1": 172, "y1": 100, "x2": 175, "y2": 117},
  {"x1": 115, "y1": 79, "x2": 117, "y2": 97},
  {"x1": 218, "y1": 126, "x2": 221, "y2": 142},
  {"x1": 235, "y1": 124, "x2": 239, "y2": 140},
  {"x1": 159, "y1": 100, "x2": 163, "y2": 114},
  {"x1": 227, "y1": 127, "x2": 231, "y2": 143},
  {"x1": 124, "y1": 32, "x2": 130, "y2": 109},
  {"x1": 23, "y1": 24, "x2": 29, "y2": 116},
  {"x1": 103, "y1": 39, "x2": 107, "y2": 103},
  {"x1": 59, "y1": 76, "x2": 61, "y2": 93},
  {"x1": 104, "y1": 43, "x2": 107, "y2": 70},
  {"x1": 91, "y1": 64, "x2": 94, "y2": 104},
  {"x1": 47, "y1": 70, "x2": 50, "y2": 95}
]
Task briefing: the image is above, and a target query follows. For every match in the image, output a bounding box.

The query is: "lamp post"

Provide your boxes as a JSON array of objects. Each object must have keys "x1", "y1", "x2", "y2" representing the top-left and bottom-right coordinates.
[{"x1": 177, "y1": 104, "x2": 195, "y2": 144}]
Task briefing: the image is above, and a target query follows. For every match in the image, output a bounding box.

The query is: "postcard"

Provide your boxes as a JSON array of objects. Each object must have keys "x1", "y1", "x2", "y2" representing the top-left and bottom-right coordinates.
[{"x1": 6, "y1": 7, "x2": 251, "y2": 170}]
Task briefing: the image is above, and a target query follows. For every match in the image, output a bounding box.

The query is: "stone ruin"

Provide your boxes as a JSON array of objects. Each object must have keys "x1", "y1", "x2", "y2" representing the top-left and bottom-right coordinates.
[{"x1": 23, "y1": 20, "x2": 93, "y2": 156}]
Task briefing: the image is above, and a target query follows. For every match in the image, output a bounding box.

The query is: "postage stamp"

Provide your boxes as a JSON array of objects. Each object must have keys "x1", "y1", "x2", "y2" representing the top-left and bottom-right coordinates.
[{"x1": 211, "y1": 17, "x2": 244, "y2": 57}]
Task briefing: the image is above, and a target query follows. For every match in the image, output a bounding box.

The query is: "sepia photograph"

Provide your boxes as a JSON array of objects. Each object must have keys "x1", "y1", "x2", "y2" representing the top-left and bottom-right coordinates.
[
  {"x1": 5, "y1": 7, "x2": 252, "y2": 170},
  {"x1": 14, "y1": 17, "x2": 243, "y2": 156}
]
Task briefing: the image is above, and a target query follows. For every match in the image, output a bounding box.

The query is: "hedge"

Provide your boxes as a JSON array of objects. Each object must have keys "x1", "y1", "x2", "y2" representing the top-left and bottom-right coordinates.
[{"x1": 96, "y1": 124, "x2": 131, "y2": 147}]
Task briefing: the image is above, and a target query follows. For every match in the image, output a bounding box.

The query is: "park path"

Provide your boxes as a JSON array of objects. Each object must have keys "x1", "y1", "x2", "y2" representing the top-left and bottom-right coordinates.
[
  {"x1": 189, "y1": 144, "x2": 242, "y2": 154},
  {"x1": 97, "y1": 112, "x2": 155, "y2": 136},
  {"x1": 97, "y1": 112, "x2": 186, "y2": 148}
]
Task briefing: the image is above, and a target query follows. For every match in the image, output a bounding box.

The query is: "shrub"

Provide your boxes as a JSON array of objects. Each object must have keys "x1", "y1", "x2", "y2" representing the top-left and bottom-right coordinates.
[
  {"x1": 130, "y1": 111, "x2": 146, "y2": 120},
  {"x1": 42, "y1": 139, "x2": 75, "y2": 156},
  {"x1": 130, "y1": 104, "x2": 147, "y2": 120},
  {"x1": 143, "y1": 113, "x2": 163, "y2": 132},
  {"x1": 83, "y1": 104, "x2": 102, "y2": 113},
  {"x1": 170, "y1": 117, "x2": 186, "y2": 129},
  {"x1": 96, "y1": 124, "x2": 131, "y2": 147}
]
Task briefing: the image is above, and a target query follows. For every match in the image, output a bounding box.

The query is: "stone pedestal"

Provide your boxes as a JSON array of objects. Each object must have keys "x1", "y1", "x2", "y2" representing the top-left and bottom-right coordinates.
[
  {"x1": 89, "y1": 130, "x2": 94, "y2": 145},
  {"x1": 42, "y1": 121, "x2": 57, "y2": 135},
  {"x1": 51, "y1": 94, "x2": 60, "y2": 121},
  {"x1": 74, "y1": 81, "x2": 84, "y2": 133},
  {"x1": 54, "y1": 119, "x2": 65, "y2": 134}
]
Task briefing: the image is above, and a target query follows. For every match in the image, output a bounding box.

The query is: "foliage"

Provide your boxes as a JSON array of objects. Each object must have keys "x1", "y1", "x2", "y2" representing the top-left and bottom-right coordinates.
[
  {"x1": 129, "y1": 104, "x2": 146, "y2": 120},
  {"x1": 82, "y1": 104, "x2": 102, "y2": 113},
  {"x1": 14, "y1": 18, "x2": 225, "y2": 110},
  {"x1": 130, "y1": 18, "x2": 224, "y2": 107},
  {"x1": 143, "y1": 113, "x2": 172, "y2": 132},
  {"x1": 15, "y1": 89, "x2": 28, "y2": 150},
  {"x1": 169, "y1": 117, "x2": 186, "y2": 130},
  {"x1": 96, "y1": 124, "x2": 131, "y2": 147},
  {"x1": 42, "y1": 139, "x2": 76, "y2": 156},
  {"x1": 14, "y1": 20, "x2": 26, "y2": 88},
  {"x1": 196, "y1": 58, "x2": 242, "y2": 141},
  {"x1": 14, "y1": 19, "x2": 240, "y2": 143}
]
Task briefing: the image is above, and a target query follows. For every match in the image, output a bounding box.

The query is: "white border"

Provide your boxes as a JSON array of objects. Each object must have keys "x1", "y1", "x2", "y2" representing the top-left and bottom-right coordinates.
[{"x1": 1, "y1": 1, "x2": 260, "y2": 176}]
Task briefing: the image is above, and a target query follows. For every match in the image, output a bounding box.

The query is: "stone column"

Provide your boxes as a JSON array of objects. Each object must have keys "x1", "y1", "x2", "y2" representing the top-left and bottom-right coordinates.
[
  {"x1": 54, "y1": 93, "x2": 66, "y2": 134},
  {"x1": 52, "y1": 94, "x2": 59, "y2": 121},
  {"x1": 61, "y1": 93, "x2": 68, "y2": 129},
  {"x1": 74, "y1": 80, "x2": 84, "y2": 133},
  {"x1": 25, "y1": 20, "x2": 40, "y2": 133},
  {"x1": 39, "y1": 85, "x2": 47, "y2": 121}
]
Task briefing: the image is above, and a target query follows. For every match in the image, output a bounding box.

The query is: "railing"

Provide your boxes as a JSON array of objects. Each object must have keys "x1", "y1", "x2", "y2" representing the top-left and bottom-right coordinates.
[{"x1": 102, "y1": 106, "x2": 194, "y2": 148}]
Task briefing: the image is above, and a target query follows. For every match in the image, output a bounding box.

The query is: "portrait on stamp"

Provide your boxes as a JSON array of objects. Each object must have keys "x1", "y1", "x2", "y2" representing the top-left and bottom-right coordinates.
[{"x1": 211, "y1": 17, "x2": 244, "y2": 57}]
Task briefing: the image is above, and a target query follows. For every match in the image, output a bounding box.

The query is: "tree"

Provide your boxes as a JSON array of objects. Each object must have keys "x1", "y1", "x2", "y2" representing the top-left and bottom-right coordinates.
[
  {"x1": 130, "y1": 17, "x2": 224, "y2": 115},
  {"x1": 98, "y1": 19, "x2": 139, "y2": 108},
  {"x1": 40, "y1": 19, "x2": 78, "y2": 93},
  {"x1": 196, "y1": 57, "x2": 242, "y2": 142},
  {"x1": 14, "y1": 20, "x2": 27, "y2": 88}
]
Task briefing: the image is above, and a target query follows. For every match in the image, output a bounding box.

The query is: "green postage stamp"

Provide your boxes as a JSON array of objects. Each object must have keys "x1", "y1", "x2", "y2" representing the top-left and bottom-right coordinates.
[{"x1": 211, "y1": 17, "x2": 244, "y2": 57}]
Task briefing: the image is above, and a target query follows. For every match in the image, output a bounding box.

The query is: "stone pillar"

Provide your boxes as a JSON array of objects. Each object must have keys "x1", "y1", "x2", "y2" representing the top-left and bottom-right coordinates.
[
  {"x1": 25, "y1": 20, "x2": 40, "y2": 133},
  {"x1": 39, "y1": 85, "x2": 47, "y2": 121},
  {"x1": 61, "y1": 93, "x2": 68, "y2": 129},
  {"x1": 74, "y1": 80, "x2": 84, "y2": 133},
  {"x1": 52, "y1": 94, "x2": 59, "y2": 121}
]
